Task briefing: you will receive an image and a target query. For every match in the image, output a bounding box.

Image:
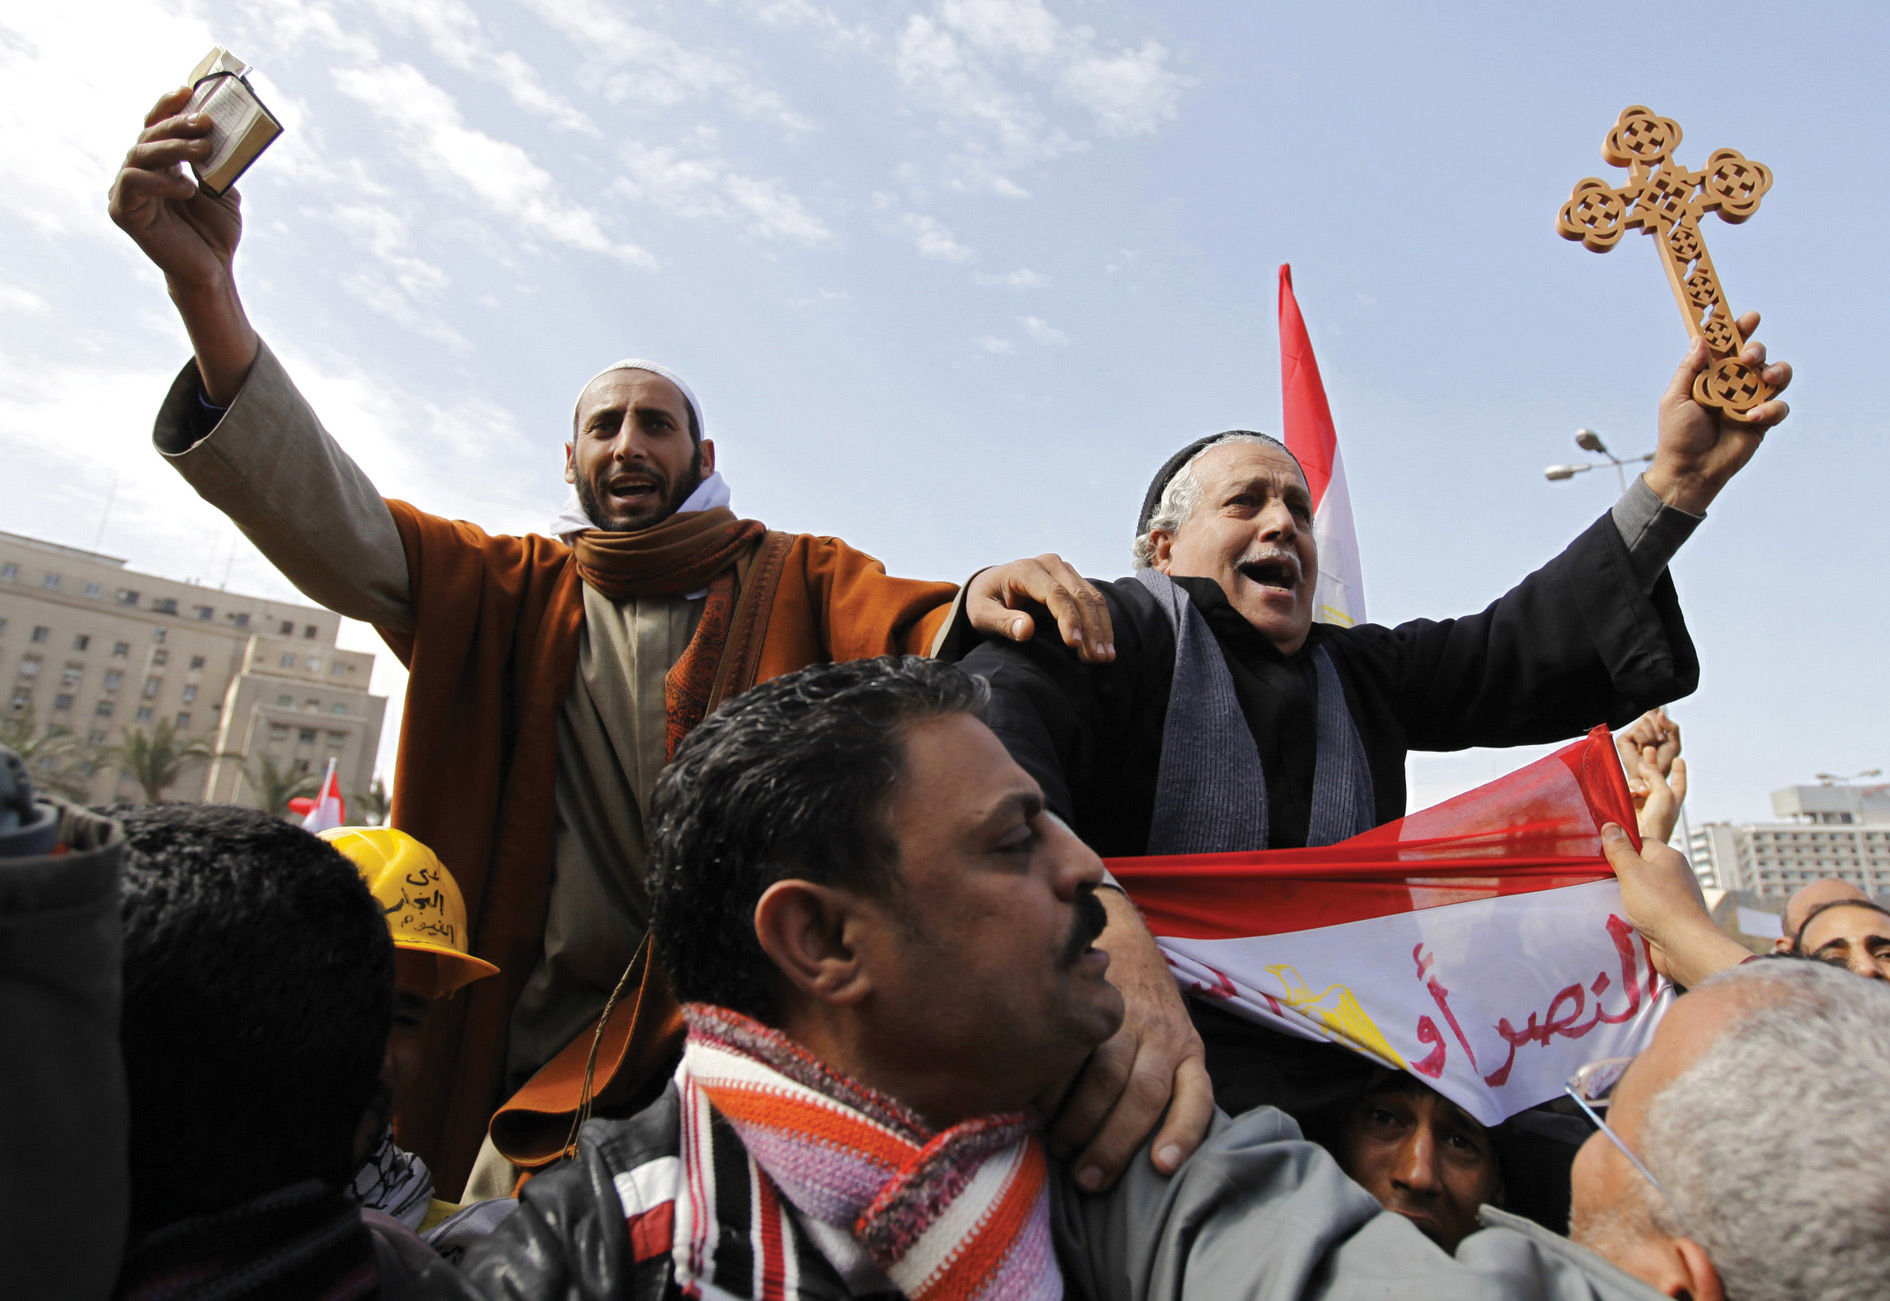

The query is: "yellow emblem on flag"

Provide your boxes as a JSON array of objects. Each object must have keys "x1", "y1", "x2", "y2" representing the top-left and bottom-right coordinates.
[{"x1": 1267, "y1": 964, "x2": 1407, "y2": 1070}]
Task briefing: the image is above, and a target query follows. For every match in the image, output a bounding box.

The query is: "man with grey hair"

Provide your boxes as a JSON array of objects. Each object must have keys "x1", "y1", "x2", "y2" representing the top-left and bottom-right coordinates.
[
  {"x1": 1564, "y1": 958, "x2": 1890, "y2": 1299},
  {"x1": 953, "y1": 334, "x2": 1792, "y2": 1121}
]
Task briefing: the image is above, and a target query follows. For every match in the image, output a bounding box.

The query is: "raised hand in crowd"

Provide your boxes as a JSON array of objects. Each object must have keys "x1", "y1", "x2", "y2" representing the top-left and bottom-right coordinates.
[
  {"x1": 107, "y1": 87, "x2": 259, "y2": 404},
  {"x1": 1617, "y1": 708, "x2": 1688, "y2": 844},
  {"x1": 1600, "y1": 822, "x2": 1748, "y2": 988},
  {"x1": 1646, "y1": 315, "x2": 1792, "y2": 514},
  {"x1": 964, "y1": 553, "x2": 1116, "y2": 664}
]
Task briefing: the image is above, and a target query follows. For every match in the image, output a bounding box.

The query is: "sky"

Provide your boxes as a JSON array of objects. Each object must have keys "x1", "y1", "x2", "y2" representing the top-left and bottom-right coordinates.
[{"x1": 2, "y1": 0, "x2": 1885, "y2": 825}]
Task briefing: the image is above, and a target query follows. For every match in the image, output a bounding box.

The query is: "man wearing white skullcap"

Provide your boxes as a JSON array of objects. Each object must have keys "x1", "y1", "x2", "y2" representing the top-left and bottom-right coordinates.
[{"x1": 118, "y1": 126, "x2": 1210, "y2": 1209}]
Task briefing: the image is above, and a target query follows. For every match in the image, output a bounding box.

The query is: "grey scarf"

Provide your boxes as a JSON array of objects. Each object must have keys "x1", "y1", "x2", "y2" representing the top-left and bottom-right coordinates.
[{"x1": 1135, "y1": 569, "x2": 1376, "y2": 855}]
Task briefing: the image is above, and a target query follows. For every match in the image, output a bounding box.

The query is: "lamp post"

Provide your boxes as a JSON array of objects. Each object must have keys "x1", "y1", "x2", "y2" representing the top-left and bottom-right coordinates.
[{"x1": 1544, "y1": 429, "x2": 1654, "y2": 493}]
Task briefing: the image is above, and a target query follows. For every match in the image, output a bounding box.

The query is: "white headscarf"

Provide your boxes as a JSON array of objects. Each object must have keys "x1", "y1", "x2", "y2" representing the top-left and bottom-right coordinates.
[{"x1": 551, "y1": 358, "x2": 730, "y2": 541}]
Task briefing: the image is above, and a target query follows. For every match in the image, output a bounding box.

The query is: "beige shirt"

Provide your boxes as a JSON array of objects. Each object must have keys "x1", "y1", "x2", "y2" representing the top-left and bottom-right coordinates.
[{"x1": 155, "y1": 342, "x2": 700, "y2": 1083}]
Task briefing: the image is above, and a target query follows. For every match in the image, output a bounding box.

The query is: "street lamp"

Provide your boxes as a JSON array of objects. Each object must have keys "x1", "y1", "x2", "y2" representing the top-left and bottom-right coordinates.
[{"x1": 1544, "y1": 429, "x2": 1654, "y2": 493}]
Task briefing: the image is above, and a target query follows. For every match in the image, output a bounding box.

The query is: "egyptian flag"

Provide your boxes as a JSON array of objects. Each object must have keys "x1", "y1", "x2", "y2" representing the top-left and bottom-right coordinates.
[
  {"x1": 300, "y1": 757, "x2": 346, "y2": 834},
  {"x1": 1109, "y1": 727, "x2": 1673, "y2": 1125},
  {"x1": 1279, "y1": 264, "x2": 1367, "y2": 628}
]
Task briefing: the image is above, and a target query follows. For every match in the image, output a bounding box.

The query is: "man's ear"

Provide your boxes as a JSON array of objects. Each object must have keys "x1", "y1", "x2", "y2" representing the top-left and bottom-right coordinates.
[
  {"x1": 698, "y1": 438, "x2": 716, "y2": 476},
  {"x1": 1148, "y1": 529, "x2": 1176, "y2": 572},
  {"x1": 1669, "y1": 1238, "x2": 1724, "y2": 1301},
  {"x1": 1772, "y1": 935, "x2": 1794, "y2": 954},
  {"x1": 755, "y1": 880, "x2": 872, "y2": 1007},
  {"x1": 563, "y1": 442, "x2": 577, "y2": 485}
]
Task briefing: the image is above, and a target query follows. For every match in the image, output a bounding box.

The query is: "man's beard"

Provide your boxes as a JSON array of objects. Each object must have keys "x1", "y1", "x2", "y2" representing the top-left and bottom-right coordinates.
[
  {"x1": 1059, "y1": 886, "x2": 1110, "y2": 967},
  {"x1": 574, "y1": 447, "x2": 705, "y2": 533}
]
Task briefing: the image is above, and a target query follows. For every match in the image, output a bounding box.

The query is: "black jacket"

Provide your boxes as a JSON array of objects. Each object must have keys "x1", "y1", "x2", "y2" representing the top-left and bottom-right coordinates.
[{"x1": 952, "y1": 511, "x2": 1697, "y2": 856}]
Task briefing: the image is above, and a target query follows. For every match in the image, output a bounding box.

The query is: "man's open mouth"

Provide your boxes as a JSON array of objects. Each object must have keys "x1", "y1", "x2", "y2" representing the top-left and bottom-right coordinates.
[
  {"x1": 605, "y1": 475, "x2": 663, "y2": 505},
  {"x1": 1238, "y1": 556, "x2": 1300, "y2": 591}
]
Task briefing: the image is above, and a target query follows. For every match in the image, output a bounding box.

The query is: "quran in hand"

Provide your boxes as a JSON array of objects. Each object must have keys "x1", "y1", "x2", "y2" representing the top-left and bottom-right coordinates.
[{"x1": 183, "y1": 47, "x2": 282, "y2": 196}]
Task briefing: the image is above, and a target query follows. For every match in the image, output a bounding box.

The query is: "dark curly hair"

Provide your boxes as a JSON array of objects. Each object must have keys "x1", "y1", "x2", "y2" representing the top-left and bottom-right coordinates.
[{"x1": 647, "y1": 656, "x2": 988, "y2": 1023}]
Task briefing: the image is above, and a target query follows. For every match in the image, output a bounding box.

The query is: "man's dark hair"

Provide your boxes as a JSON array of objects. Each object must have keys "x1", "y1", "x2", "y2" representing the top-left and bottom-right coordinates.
[
  {"x1": 1792, "y1": 896, "x2": 1890, "y2": 953},
  {"x1": 648, "y1": 656, "x2": 988, "y2": 1022},
  {"x1": 108, "y1": 803, "x2": 393, "y2": 1238}
]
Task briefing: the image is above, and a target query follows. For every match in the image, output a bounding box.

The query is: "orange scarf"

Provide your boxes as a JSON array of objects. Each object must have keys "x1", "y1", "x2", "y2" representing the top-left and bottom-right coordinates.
[{"x1": 571, "y1": 507, "x2": 764, "y2": 600}]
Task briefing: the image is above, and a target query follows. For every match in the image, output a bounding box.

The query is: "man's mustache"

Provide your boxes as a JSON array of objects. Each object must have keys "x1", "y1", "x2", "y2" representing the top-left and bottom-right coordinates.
[{"x1": 1060, "y1": 886, "x2": 1110, "y2": 967}]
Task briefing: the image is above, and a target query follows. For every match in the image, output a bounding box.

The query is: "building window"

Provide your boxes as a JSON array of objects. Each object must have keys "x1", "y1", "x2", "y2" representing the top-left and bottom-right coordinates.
[
  {"x1": 304, "y1": 625, "x2": 318, "y2": 639},
  {"x1": 112, "y1": 642, "x2": 129, "y2": 658},
  {"x1": 188, "y1": 655, "x2": 205, "y2": 670},
  {"x1": 60, "y1": 665, "x2": 82, "y2": 687},
  {"x1": 42, "y1": 573, "x2": 60, "y2": 589},
  {"x1": 9, "y1": 688, "x2": 29, "y2": 710},
  {"x1": 276, "y1": 694, "x2": 292, "y2": 707},
  {"x1": 152, "y1": 628, "x2": 165, "y2": 643},
  {"x1": 330, "y1": 703, "x2": 347, "y2": 715},
  {"x1": 102, "y1": 669, "x2": 122, "y2": 691},
  {"x1": 182, "y1": 685, "x2": 198, "y2": 703},
  {"x1": 18, "y1": 659, "x2": 39, "y2": 678},
  {"x1": 195, "y1": 606, "x2": 214, "y2": 621},
  {"x1": 308, "y1": 657, "x2": 321, "y2": 672},
  {"x1": 325, "y1": 730, "x2": 347, "y2": 744},
  {"x1": 135, "y1": 707, "x2": 153, "y2": 723},
  {"x1": 142, "y1": 677, "x2": 161, "y2": 698},
  {"x1": 72, "y1": 634, "x2": 90, "y2": 651},
  {"x1": 231, "y1": 612, "x2": 250, "y2": 629},
  {"x1": 298, "y1": 728, "x2": 316, "y2": 745},
  {"x1": 279, "y1": 620, "x2": 295, "y2": 636},
  {"x1": 268, "y1": 723, "x2": 289, "y2": 741},
  {"x1": 52, "y1": 693, "x2": 74, "y2": 712},
  {"x1": 293, "y1": 758, "x2": 311, "y2": 774},
  {"x1": 86, "y1": 729, "x2": 106, "y2": 745},
  {"x1": 152, "y1": 598, "x2": 178, "y2": 615},
  {"x1": 117, "y1": 590, "x2": 139, "y2": 606},
  {"x1": 304, "y1": 699, "x2": 319, "y2": 712},
  {"x1": 83, "y1": 582, "x2": 101, "y2": 598},
  {"x1": 151, "y1": 649, "x2": 168, "y2": 666},
  {"x1": 94, "y1": 701, "x2": 113, "y2": 718},
  {"x1": 175, "y1": 712, "x2": 191, "y2": 729},
  {"x1": 280, "y1": 653, "x2": 296, "y2": 668},
  {"x1": 30, "y1": 626, "x2": 48, "y2": 643},
  {"x1": 0, "y1": 563, "x2": 16, "y2": 580}
]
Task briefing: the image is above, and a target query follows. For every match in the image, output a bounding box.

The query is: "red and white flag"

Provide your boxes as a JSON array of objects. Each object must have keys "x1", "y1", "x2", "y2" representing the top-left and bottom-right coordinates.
[
  {"x1": 1110, "y1": 728, "x2": 1673, "y2": 1126},
  {"x1": 300, "y1": 757, "x2": 346, "y2": 834},
  {"x1": 1279, "y1": 264, "x2": 1367, "y2": 628}
]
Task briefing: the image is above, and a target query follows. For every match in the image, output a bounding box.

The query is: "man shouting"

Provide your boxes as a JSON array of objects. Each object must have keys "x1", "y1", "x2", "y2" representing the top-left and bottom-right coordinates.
[{"x1": 109, "y1": 87, "x2": 1206, "y2": 1199}]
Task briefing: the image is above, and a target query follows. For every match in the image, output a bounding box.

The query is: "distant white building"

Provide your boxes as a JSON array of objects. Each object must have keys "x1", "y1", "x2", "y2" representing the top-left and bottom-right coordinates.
[
  {"x1": 0, "y1": 529, "x2": 385, "y2": 807},
  {"x1": 1689, "y1": 782, "x2": 1890, "y2": 903}
]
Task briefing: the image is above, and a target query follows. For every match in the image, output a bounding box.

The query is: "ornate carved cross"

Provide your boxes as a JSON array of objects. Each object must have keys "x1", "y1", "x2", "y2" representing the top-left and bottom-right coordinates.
[{"x1": 1557, "y1": 106, "x2": 1774, "y2": 414}]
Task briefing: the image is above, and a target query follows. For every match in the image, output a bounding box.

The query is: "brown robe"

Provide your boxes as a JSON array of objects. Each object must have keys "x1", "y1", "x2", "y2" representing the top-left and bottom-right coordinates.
[{"x1": 378, "y1": 501, "x2": 957, "y2": 1193}]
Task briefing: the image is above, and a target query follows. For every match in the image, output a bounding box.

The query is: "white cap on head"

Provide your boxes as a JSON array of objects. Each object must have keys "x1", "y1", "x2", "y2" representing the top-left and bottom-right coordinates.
[{"x1": 550, "y1": 358, "x2": 730, "y2": 540}]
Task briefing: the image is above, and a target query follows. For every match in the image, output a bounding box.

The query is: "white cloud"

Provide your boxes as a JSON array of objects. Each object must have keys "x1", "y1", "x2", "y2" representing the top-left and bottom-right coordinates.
[
  {"x1": 522, "y1": 0, "x2": 811, "y2": 133},
  {"x1": 331, "y1": 61, "x2": 655, "y2": 266},
  {"x1": 616, "y1": 141, "x2": 832, "y2": 244},
  {"x1": 975, "y1": 267, "x2": 1049, "y2": 288},
  {"x1": 973, "y1": 334, "x2": 1015, "y2": 354},
  {"x1": 363, "y1": 0, "x2": 598, "y2": 135},
  {"x1": 881, "y1": 206, "x2": 974, "y2": 262},
  {"x1": 1060, "y1": 40, "x2": 1185, "y2": 137},
  {"x1": 1018, "y1": 313, "x2": 1067, "y2": 345},
  {"x1": 0, "y1": 284, "x2": 50, "y2": 315}
]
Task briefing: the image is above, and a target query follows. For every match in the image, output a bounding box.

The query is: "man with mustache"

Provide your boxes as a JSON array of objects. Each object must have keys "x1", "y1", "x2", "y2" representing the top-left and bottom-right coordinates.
[
  {"x1": 108, "y1": 89, "x2": 1218, "y2": 1204},
  {"x1": 952, "y1": 336, "x2": 1791, "y2": 1118}
]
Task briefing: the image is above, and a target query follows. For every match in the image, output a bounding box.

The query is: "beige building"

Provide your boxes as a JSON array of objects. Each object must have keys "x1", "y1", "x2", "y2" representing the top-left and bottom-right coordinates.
[
  {"x1": 0, "y1": 529, "x2": 385, "y2": 808},
  {"x1": 1689, "y1": 781, "x2": 1890, "y2": 903}
]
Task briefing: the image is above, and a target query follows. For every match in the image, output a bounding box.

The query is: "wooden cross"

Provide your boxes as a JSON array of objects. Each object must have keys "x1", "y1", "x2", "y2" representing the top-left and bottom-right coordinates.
[{"x1": 1557, "y1": 106, "x2": 1774, "y2": 414}]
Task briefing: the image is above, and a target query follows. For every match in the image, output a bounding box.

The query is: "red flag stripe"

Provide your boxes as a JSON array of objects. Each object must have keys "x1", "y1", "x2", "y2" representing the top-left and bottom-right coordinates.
[{"x1": 1278, "y1": 264, "x2": 1337, "y2": 509}]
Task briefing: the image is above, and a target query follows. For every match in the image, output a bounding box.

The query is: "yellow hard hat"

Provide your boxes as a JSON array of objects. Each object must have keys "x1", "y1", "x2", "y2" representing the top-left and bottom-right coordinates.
[{"x1": 320, "y1": 826, "x2": 500, "y2": 997}]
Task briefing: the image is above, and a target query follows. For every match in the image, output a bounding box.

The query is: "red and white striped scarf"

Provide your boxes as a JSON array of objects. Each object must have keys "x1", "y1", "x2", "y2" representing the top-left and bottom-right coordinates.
[{"x1": 673, "y1": 1005, "x2": 1060, "y2": 1301}]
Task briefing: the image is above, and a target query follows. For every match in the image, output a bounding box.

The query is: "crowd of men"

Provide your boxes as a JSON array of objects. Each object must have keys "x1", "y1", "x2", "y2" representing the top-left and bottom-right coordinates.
[{"x1": 1, "y1": 83, "x2": 1885, "y2": 1301}]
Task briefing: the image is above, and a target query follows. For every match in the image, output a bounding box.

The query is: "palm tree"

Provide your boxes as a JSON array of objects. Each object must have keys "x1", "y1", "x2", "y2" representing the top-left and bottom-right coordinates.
[
  {"x1": 99, "y1": 718, "x2": 225, "y2": 803},
  {"x1": 243, "y1": 754, "x2": 321, "y2": 817},
  {"x1": 351, "y1": 774, "x2": 391, "y2": 826},
  {"x1": 0, "y1": 708, "x2": 94, "y2": 801}
]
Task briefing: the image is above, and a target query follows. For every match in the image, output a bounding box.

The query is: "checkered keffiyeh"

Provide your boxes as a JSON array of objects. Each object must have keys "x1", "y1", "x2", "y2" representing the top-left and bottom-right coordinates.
[{"x1": 674, "y1": 1005, "x2": 1061, "y2": 1301}]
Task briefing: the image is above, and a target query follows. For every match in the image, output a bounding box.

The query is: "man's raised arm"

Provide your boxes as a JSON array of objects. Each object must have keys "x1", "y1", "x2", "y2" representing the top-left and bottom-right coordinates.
[{"x1": 110, "y1": 88, "x2": 413, "y2": 633}]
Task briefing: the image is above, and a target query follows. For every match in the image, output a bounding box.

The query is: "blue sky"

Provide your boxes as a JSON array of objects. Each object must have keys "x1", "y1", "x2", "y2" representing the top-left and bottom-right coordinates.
[{"x1": 2, "y1": 0, "x2": 1884, "y2": 823}]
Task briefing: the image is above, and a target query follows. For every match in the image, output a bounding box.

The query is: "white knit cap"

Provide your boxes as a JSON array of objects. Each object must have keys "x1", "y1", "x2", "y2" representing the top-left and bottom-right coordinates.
[{"x1": 550, "y1": 359, "x2": 729, "y2": 540}]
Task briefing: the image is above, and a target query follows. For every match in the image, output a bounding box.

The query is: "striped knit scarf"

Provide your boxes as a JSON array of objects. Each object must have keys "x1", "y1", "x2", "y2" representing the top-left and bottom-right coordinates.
[{"x1": 674, "y1": 1005, "x2": 1061, "y2": 1301}]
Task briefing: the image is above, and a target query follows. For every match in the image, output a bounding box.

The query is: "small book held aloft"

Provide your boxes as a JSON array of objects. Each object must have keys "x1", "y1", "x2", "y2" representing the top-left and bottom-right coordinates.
[{"x1": 184, "y1": 47, "x2": 283, "y2": 196}]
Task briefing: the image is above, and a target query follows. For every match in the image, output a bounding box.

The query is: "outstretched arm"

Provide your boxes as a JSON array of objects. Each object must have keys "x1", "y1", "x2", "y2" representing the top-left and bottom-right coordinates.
[{"x1": 108, "y1": 87, "x2": 259, "y2": 403}]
